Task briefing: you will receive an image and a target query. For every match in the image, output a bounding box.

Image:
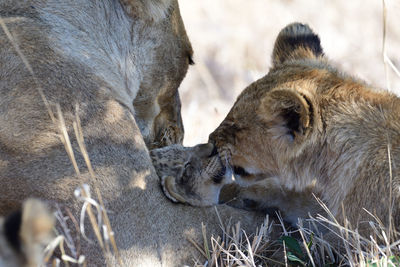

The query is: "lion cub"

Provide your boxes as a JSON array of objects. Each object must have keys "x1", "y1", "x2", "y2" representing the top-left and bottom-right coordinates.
[
  {"x1": 152, "y1": 22, "x2": 400, "y2": 237},
  {"x1": 0, "y1": 199, "x2": 54, "y2": 267},
  {"x1": 150, "y1": 143, "x2": 231, "y2": 206}
]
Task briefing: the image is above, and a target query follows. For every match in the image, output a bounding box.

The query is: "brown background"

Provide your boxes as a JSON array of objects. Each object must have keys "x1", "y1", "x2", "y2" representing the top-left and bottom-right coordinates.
[{"x1": 178, "y1": 0, "x2": 400, "y2": 146}]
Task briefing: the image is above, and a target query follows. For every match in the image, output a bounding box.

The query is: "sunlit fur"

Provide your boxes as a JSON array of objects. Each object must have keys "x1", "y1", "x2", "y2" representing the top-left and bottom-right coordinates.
[
  {"x1": 209, "y1": 22, "x2": 400, "y2": 236},
  {"x1": 151, "y1": 23, "x2": 400, "y2": 239}
]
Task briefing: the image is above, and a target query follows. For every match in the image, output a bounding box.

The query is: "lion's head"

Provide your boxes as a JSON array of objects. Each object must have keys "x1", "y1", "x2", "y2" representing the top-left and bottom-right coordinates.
[{"x1": 150, "y1": 143, "x2": 232, "y2": 206}]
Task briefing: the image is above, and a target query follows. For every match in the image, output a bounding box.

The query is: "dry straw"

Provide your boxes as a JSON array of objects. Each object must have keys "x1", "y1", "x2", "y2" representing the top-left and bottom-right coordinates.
[{"x1": 0, "y1": 16, "x2": 121, "y2": 265}]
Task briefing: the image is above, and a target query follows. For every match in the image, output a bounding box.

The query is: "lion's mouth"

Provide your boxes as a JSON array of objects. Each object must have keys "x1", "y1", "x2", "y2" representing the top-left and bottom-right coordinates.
[{"x1": 160, "y1": 175, "x2": 187, "y2": 204}]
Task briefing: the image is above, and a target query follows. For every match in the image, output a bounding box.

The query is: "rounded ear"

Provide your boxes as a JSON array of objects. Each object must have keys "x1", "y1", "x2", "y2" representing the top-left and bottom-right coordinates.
[
  {"x1": 258, "y1": 88, "x2": 315, "y2": 143},
  {"x1": 272, "y1": 23, "x2": 324, "y2": 66},
  {"x1": 2, "y1": 199, "x2": 54, "y2": 266},
  {"x1": 4, "y1": 199, "x2": 54, "y2": 254},
  {"x1": 20, "y1": 199, "x2": 54, "y2": 245}
]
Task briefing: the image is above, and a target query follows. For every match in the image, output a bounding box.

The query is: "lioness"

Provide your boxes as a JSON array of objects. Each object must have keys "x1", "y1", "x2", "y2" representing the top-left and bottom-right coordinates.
[
  {"x1": 0, "y1": 0, "x2": 263, "y2": 266},
  {"x1": 0, "y1": 199, "x2": 54, "y2": 267},
  {"x1": 152, "y1": 23, "x2": 400, "y2": 237}
]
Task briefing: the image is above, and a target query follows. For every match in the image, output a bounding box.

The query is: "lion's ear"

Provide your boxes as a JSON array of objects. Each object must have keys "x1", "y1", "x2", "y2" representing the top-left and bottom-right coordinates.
[
  {"x1": 258, "y1": 89, "x2": 315, "y2": 143},
  {"x1": 272, "y1": 23, "x2": 324, "y2": 66},
  {"x1": 3, "y1": 199, "x2": 54, "y2": 265},
  {"x1": 19, "y1": 199, "x2": 54, "y2": 264},
  {"x1": 119, "y1": 0, "x2": 173, "y2": 22},
  {"x1": 20, "y1": 199, "x2": 54, "y2": 245}
]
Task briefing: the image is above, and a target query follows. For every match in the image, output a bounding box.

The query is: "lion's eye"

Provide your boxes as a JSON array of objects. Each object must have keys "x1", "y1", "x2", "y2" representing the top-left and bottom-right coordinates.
[
  {"x1": 212, "y1": 166, "x2": 226, "y2": 184},
  {"x1": 233, "y1": 166, "x2": 250, "y2": 177},
  {"x1": 212, "y1": 172, "x2": 224, "y2": 184}
]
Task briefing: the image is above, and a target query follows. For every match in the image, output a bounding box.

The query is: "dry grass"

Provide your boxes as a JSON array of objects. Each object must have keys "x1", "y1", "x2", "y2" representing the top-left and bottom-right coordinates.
[
  {"x1": 189, "y1": 208, "x2": 283, "y2": 267},
  {"x1": 41, "y1": 108, "x2": 121, "y2": 266},
  {"x1": 191, "y1": 203, "x2": 400, "y2": 267},
  {"x1": 0, "y1": 16, "x2": 120, "y2": 266},
  {"x1": 1, "y1": 1, "x2": 400, "y2": 266},
  {"x1": 191, "y1": 149, "x2": 400, "y2": 267}
]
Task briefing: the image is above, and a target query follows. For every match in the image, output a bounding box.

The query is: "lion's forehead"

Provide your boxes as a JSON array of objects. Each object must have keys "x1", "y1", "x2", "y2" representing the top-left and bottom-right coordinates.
[{"x1": 151, "y1": 146, "x2": 190, "y2": 174}]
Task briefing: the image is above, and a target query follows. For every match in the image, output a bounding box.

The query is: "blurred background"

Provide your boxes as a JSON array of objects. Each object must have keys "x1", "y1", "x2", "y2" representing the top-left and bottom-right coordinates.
[{"x1": 178, "y1": 0, "x2": 400, "y2": 146}]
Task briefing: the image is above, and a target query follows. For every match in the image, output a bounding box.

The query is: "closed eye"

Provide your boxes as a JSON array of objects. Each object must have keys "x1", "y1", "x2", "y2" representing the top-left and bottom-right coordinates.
[
  {"x1": 212, "y1": 165, "x2": 226, "y2": 184},
  {"x1": 233, "y1": 166, "x2": 250, "y2": 177},
  {"x1": 212, "y1": 173, "x2": 224, "y2": 184}
]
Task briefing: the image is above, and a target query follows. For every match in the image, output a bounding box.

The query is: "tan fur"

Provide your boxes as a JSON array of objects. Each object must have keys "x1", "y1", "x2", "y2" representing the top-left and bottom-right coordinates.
[
  {"x1": 210, "y1": 23, "x2": 400, "y2": 235},
  {"x1": 153, "y1": 23, "x2": 400, "y2": 238},
  {"x1": 0, "y1": 1, "x2": 263, "y2": 265},
  {"x1": 0, "y1": 199, "x2": 54, "y2": 267}
]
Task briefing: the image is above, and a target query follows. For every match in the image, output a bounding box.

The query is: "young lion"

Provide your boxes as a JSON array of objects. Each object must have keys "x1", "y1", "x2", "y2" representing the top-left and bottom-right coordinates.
[
  {"x1": 150, "y1": 143, "x2": 230, "y2": 206},
  {"x1": 152, "y1": 23, "x2": 400, "y2": 237},
  {"x1": 0, "y1": 199, "x2": 54, "y2": 267}
]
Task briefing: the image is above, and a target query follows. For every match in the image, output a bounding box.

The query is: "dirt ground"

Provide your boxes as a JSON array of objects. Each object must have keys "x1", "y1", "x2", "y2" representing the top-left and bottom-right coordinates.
[{"x1": 178, "y1": 0, "x2": 400, "y2": 146}]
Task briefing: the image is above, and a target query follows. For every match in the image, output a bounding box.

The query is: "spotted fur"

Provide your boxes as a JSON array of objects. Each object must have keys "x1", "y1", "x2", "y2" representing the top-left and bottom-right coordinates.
[{"x1": 150, "y1": 143, "x2": 232, "y2": 206}]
